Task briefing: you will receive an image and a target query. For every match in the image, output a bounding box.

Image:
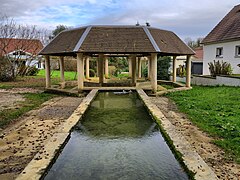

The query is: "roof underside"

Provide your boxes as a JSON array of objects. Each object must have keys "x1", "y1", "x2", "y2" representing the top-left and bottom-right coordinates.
[
  {"x1": 202, "y1": 4, "x2": 240, "y2": 44},
  {"x1": 40, "y1": 26, "x2": 194, "y2": 56}
]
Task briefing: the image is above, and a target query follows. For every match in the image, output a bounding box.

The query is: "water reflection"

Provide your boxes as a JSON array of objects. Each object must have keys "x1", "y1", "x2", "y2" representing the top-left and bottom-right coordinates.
[{"x1": 44, "y1": 92, "x2": 188, "y2": 180}]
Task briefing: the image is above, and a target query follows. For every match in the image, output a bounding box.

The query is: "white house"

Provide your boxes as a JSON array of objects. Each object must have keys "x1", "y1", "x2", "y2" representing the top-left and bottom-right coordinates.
[
  {"x1": 0, "y1": 38, "x2": 44, "y2": 69},
  {"x1": 202, "y1": 4, "x2": 240, "y2": 75}
]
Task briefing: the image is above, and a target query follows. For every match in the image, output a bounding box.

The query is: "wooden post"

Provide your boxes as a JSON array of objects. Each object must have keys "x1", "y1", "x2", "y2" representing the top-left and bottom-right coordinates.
[
  {"x1": 85, "y1": 56, "x2": 90, "y2": 79},
  {"x1": 131, "y1": 55, "x2": 137, "y2": 86},
  {"x1": 172, "y1": 56, "x2": 177, "y2": 82},
  {"x1": 45, "y1": 55, "x2": 51, "y2": 88},
  {"x1": 151, "y1": 53, "x2": 157, "y2": 93},
  {"x1": 98, "y1": 54, "x2": 104, "y2": 86},
  {"x1": 104, "y1": 56, "x2": 109, "y2": 79},
  {"x1": 138, "y1": 57, "x2": 142, "y2": 78},
  {"x1": 186, "y1": 55, "x2": 192, "y2": 87},
  {"x1": 59, "y1": 56, "x2": 65, "y2": 88},
  {"x1": 77, "y1": 53, "x2": 84, "y2": 91}
]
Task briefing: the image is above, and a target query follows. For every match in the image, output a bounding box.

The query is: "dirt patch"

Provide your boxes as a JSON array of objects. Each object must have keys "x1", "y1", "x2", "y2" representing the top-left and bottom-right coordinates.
[
  {"x1": 0, "y1": 93, "x2": 25, "y2": 111},
  {"x1": 0, "y1": 96, "x2": 83, "y2": 180},
  {"x1": 0, "y1": 88, "x2": 43, "y2": 111},
  {"x1": 151, "y1": 96, "x2": 240, "y2": 180}
]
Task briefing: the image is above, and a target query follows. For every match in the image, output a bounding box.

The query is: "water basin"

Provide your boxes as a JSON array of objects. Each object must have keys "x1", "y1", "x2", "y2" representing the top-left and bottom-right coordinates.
[{"x1": 44, "y1": 92, "x2": 188, "y2": 180}]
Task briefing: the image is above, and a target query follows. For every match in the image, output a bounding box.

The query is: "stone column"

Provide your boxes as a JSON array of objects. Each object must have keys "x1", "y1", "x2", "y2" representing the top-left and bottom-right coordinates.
[
  {"x1": 131, "y1": 55, "x2": 137, "y2": 86},
  {"x1": 77, "y1": 53, "x2": 84, "y2": 91},
  {"x1": 59, "y1": 56, "x2": 65, "y2": 88},
  {"x1": 172, "y1": 56, "x2": 177, "y2": 82},
  {"x1": 148, "y1": 57, "x2": 151, "y2": 80},
  {"x1": 45, "y1": 55, "x2": 51, "y2": 88},
  {"x1": 98, "y1": 54, "x2": 104, "y2": 86},
  {"x1": 186, "y1": 55, "x2": 192, "y2": 87},
  {"x1": 138, "y1": 57, "x2": 142, "y2": 78},
  {"x1": 96, "y1": 60, "x2": 99, "y2": 77},
  {"x1": 151, "y1": 53, "x2": 157, "y2": 93},
  {"x1": 104, "y1": 56, "x2": 109, "y2": 79},
  {"x1": 128, "y1": 57, "x2": 132, "y2": 78},
  {"x1": 85, "y1": 56, "x2": 90, "y2": 79}
]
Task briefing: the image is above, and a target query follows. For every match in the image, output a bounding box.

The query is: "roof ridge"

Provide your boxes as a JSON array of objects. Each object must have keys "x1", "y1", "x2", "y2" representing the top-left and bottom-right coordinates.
[
  {"x1": 142, "y1": 27, "x2": 161, "y2": 52},
  {"x1": 73, "y1": 26, "x2": 92, "y2": 52}
]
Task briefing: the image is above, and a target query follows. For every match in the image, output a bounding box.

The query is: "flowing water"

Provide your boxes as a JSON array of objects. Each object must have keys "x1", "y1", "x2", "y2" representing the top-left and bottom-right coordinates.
[{"x1": 44, "y1": 92, "x2": 188, "y2": 180}]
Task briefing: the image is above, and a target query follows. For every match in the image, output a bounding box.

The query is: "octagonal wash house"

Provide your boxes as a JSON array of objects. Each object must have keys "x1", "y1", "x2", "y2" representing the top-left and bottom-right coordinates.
[{"x1": 40, "y1": 25, "x2": 194, "y2": 92}]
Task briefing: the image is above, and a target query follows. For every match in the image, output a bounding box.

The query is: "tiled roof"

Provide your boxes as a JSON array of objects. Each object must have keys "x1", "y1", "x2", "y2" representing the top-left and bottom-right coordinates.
[
  {"x1": 202, "y1": 4, "x2": 240, "y2": 44},
  {"x1": 0, "y1": 38, "x2": 43, "y2": 57},
  {"x1": 192, "y1": 46, "x2": 203, "y2": 60},
  {"x1": 40, "y1": 25, "x2": 194, "y2": 56}
]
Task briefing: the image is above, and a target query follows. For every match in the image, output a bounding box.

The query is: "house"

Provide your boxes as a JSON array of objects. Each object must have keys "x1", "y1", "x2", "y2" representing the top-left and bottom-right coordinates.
[
  {"x1": 202, "y1": 4, "x2": 240, "y2": 75},
  {"x1": 170, "y1": 46, "x2": 203, "y2": 75},
  {"x1": 0, "y1": 38, "x2": 44, "y2": 69}
]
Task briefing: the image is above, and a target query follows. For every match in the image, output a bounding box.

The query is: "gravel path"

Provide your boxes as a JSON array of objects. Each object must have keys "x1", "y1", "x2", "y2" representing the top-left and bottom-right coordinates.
[{"x1": 0, "y1": 96, "x2": 83, "y2": 180}]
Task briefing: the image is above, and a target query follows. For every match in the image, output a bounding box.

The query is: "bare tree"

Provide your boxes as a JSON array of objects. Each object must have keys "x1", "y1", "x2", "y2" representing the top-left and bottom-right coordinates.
[
  {"x1": 0, "y1": 15, "x2": 50, "y2": 80},
  {"x1": 184, "y1": 37, "x2": 203, "y2": 48}
]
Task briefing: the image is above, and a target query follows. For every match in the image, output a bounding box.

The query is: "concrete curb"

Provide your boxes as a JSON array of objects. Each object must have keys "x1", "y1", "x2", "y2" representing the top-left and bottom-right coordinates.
[
  {"x1": 16, "y1": 89, "x2": 98, "y2": 180},
  {"x1": 137, "y1": 89, "x2": 218, "y2": 180}
]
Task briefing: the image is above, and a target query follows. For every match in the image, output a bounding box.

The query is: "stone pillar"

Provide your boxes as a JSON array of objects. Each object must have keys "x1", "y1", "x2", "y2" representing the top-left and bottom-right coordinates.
[
  {"x1": 151, "y1": 53, "x2": 157, "y2": 93},
  {"x1": 128, "y1": 57, "x2": 132, "y2": 78},
  {"x1": 59, "y1": 56, "x2": 65, "y2": 88},
  {"x1": 77, "y1": 53, "x2": 84, "y2": 91},
  {"x1": 131, "y1": 55, "x2": 137, "y2": 86},
  {"x1": 98, "y1": 54, "x2": 104, "y2": 86},
  {"x1": 45, "y1": 55, "x2": 51, "y2": 88},
  {"x1": 172, "y1": 56, "x2": 177, "y2": 82},
  {"x1": 186, "y1": 55, "x2": 192, "y2": 87},
  {"x1": 96, "y1": 60, "x2": 99, "y2": 77},
  {"x1": 148, "y1": 57, "x2": 151, "y2": 80},
  {"x1": 104, "y1": 56, "x2": 109, "y2": 79},
  {"x1": 138, "y1": 57, "x2": 142, "y2": 78},
  {"x1": 85, "y1": 56, "x2": 90, "y2": 79}
]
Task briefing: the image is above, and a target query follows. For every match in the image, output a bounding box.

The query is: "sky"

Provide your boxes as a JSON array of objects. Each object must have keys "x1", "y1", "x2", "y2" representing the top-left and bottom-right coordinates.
[{"x1": 0, "y1": 0, "x2": 239, "y2": 40}]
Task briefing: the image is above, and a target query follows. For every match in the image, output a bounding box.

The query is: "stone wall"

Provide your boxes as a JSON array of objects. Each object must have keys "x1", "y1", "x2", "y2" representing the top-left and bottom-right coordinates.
[{"x1": 191, "y1": 75, "x2": 240, "y2": 86}]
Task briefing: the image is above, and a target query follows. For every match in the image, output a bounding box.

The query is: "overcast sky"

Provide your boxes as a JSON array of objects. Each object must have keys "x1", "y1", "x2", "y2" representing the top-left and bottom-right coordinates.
[{"x1": 0, "y1": 0, "x2": 239, "y2": 40}]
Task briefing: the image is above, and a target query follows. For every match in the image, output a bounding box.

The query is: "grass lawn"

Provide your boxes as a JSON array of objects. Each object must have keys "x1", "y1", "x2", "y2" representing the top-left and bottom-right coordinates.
[
  {"x1": 166, "y1": 86, "x2": 240, "y2": 163},
  {"x1": 0, "y1": 93, "x2": 56, "y2": 129},
  {"x1": 0, "y1": 70, "x2": 77, "y2": 89},
  {"x1": 38, "y1": 69, "x2": 77, "y2": 81}
]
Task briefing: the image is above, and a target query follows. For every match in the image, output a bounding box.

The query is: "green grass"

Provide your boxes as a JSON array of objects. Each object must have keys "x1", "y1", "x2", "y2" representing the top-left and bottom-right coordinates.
[
  {"x1": 0, "y1": 70, "x2": 77, "y2": 89},
  {"x1": 166, "y1": 86, "x2": 240, "y2": 163},
  {"x1": 0, "y1": 93, "x2": 56, "y2": 129},
  {"x1": 160, "y1": 84, "x2": 175, "y2": 90},
  {"x1": 38, "y1": 69, "x2": 77, "y2": 81}
]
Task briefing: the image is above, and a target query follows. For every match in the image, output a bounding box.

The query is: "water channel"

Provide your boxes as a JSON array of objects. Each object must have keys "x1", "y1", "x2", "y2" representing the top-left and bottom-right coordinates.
[{"x1": 44, "y1": 92, "x2": 188, "y2": 180}]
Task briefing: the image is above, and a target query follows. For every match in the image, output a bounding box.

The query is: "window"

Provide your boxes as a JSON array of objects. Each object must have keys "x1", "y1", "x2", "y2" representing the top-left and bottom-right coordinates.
[
  {"x1": 235, "y1": 46, "x2": 240, "y2": 57},
  {"x1": 216, "y1": 47, "x2": 223, "y2": 58}
]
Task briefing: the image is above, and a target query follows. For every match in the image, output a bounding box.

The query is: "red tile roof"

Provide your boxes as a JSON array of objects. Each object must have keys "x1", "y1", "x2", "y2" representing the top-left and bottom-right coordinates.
[
  {"x1": 193, "y1": 46, "x2": 203, "y2": 60},
  {"x1": 202, "y1": 4, "x2": 240, "y2": 44},
  {"x1": 40, "y1": 25, "x2": 194, "y2": 56},
  {"x1": 0, "y1": 38, "x2": 43, "y2": 57}
]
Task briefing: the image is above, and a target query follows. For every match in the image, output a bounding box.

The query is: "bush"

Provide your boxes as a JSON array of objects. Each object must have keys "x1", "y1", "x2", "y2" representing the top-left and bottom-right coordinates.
[
  {"x1": 208, "y1": 60, "x2": 232, "y2": 77},
  {"x1": 0, "y1": 57, "x2": 15, "y2": 82},
  {"x1": 157, "y1": 56, "x2": 171, "y2": 80},
  {"x1": 89, "y1": 69, "x2": 95, "y2": 77},
  {"x1": 26, "y1": 66, "x2": 40, "y2": 76},
  {"x1": 142, "y1": 66, "x2": 148, "y2": 78}
]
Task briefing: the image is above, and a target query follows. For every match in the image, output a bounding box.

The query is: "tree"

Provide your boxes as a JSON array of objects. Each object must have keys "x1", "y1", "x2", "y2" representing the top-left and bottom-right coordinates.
[
  {"x1": 51, "y1": 25, "x2": 68, "y2": 38},
  {"x1": 0, "y1": 15, "x2": 50, "y2": 81},
  {"x1": 184, "y1": 37, "x2": 203, "y2": 48},
  {"x1": 157, "y1": 56, "x2": 171, "y2": 80}
]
